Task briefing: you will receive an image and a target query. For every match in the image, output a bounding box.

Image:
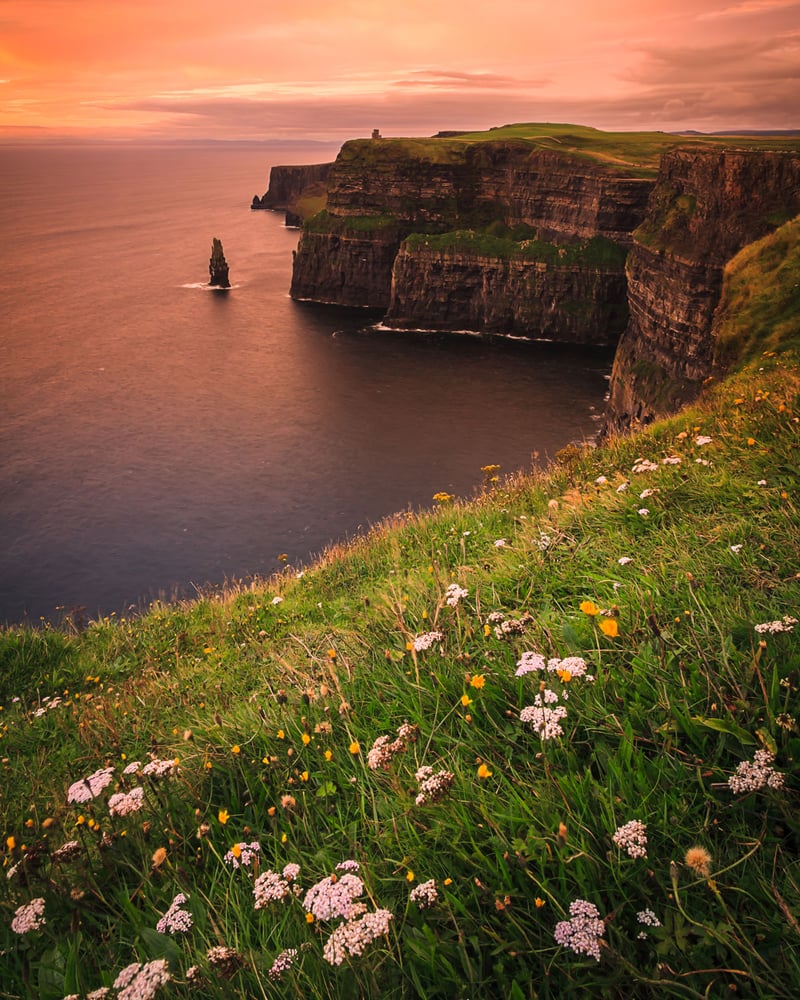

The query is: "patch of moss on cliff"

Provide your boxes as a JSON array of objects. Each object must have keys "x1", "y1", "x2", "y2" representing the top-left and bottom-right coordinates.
[
  {"x1": 634, "y1": 188, "x2": 697, "y2": 252},
  {"x1": 403, "y1": 229, "x2": 628, "y2": 269},
  {"x1": 304, "y1": 209, "x2": 400, "y2": 235},
  {"x1": 713, "y1": 214, "x2": 800, "y2": 367}
]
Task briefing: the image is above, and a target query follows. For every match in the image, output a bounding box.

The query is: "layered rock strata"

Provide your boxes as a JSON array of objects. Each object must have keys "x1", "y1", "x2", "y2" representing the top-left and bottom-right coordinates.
[
  {"x1": 605, "y1": 149, "x2": 800, "y2": 431},
  {"x1": 252, "y1": 162, "x2": 332, "y2": 226}
]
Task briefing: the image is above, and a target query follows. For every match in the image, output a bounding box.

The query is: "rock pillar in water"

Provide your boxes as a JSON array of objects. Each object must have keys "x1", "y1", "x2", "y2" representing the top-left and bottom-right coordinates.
[{"x1": 209, "y1": 237, "x2": 230, "y2": 288}]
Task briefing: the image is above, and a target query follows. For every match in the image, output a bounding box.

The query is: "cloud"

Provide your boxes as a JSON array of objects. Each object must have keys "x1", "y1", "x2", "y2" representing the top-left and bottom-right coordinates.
[
  {"x1": 698, "y1": 0, "x2": 800, "y2": 19},
  {"x1": 390, "y1": 69, "x2": 550, "y2": 91}
]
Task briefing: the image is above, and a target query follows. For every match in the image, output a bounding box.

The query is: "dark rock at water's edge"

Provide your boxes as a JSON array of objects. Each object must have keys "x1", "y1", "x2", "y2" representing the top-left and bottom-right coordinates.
[{"x1": 209, "y1": 237, "x2": 230, "y2": 288}]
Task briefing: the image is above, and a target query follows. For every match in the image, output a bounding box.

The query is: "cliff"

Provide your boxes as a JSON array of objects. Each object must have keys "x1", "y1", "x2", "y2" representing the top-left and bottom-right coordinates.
[
  {"x1": 605, "y1": 149, "x2": 800, "y2": 431},
  {"x1": 252, "y1": 162, "x2": 332, "y2": 226},
  {"x1": 290, "y1": 135, "x2": 653, "y2": 338}
]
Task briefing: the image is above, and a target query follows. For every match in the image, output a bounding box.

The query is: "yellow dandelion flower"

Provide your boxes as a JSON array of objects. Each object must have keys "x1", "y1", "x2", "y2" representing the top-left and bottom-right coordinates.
[
  {"x1": 444, "y1": 877, "x2": 453, "y2": 886},
  {"x1": 281, "y1": 832, "x2": 288, "y2": 843},
  {"x1": 231, "y1": 745, "x2": 241, "y2": 755},
  {"x1": 6, "y1": 835, "x2": 15, "y2": 850},
  {"x1": 277, "y1": 730, "x2": 285, "y2": 740},
  {"x1": 306, "y1": 912, "x2": 315, "y2": 923},
  {"x1": 599, "y1": 618, "x2": 619, "y2": 638},
  {"x1": 535, "y1": 897, "x2": 546, "y2": 908},
  {"x1": 460, "y1": 693, "x2": 473, "y2": 708},
  {"x1": 76, "y1": 816, "x2": 86, "y2": 826},
  {"x1": 483, "y1": 623, "x2": 491, "y2": 637},
  {"x1": 218, "y1": 808, "x2": 230, "y2": 825},
  {"x1": 301, "y1": 733, "x2": 311, "y2": 746},
  {"x1": 327, "y1": 648, "x2": 337, "y2": 661},
  {"x1": 324, "y1": 749, "x2": 333, "y2": 761},
  {"x1": 557, "y1": 669, "x2": 572, "y2": 683},
  {"x1": 469, "y1": 674, "x2": 486, "y2": 689},
  {"x1": 406, "y1": 870, "x2": 415, "y2": 882},
  {"x1": 477, "y1": 763, "x2": 493, "y2": 779},
  {"x1": 300, "y1": 771, "x2": 309, "y2": 782},
  {"x1": 580, "y1": 600, "x2": 600, "y2": 616},
  {"x1": 349, "y1": 741, "x2": 360, "y2": 755},
  {"x1": 230, "y1": 843, "x2": 242, "y2": 859},
  {"x1": 747, "y1": 437, "x2": 756, "y2": 446}
]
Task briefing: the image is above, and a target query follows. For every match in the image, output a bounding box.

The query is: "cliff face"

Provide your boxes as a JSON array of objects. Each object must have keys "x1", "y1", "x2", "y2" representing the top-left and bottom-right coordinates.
[
  {"x1": 290, "y1": 139, "x2": 653, "y2": 326},
  {"x1": 252, "y1": 163, "x2": 332, "y2": 225},
  {"x1": 605, "y1": 149, "x2": 800, "y2": 431},
  {"x1": 384, "y1": 245, "x2": 628, "y2": 344}
]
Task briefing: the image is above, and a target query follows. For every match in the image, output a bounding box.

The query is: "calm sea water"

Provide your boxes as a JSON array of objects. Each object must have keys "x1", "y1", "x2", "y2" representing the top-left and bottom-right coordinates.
[{"x1": 0, "y1": 142, "x2": 613, "y2": 627}]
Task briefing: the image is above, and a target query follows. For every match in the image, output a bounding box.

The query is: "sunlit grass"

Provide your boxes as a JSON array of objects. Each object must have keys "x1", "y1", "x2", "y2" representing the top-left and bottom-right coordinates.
[{"x1": 1, "y1": 344, "x2": 798, "y2": 998}]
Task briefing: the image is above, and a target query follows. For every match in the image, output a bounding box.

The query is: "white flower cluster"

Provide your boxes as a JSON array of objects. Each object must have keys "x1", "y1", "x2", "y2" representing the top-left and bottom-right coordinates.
[
  {"x1": 519, "y1": 689, "x2": 568, "y2": 740},
  {"x1": 445, "y1": 583, "x2": 469, "y2": 606},
  {"x1": 695, "y1": 435, "x2": 713, "y2": 446},
  {"x1": 141, "y1": 758, "x2": 178, "y2": 778},
  {"x1": 612, "y1": 819, "x2": 648, "y2": 859},
  {"x1": 409, "y1": 879, "x2": 439, "y2": 909},
  {"x1": 415, "y1": 766, "x2": 455, "y2": 806},
  {"x1": 728, "y1": 749, "x2": 785, "y2": 794},
  {"x1": 490, "y1": 611, "x2": 533, "y2": 638},
  {"x1": 631, "y1": 459, "x2": 659, "y2": 474},
  {"x1": 636, "y1": 908, "x2": 661, "y2": 939},
  {"x1": 253, "y1": 869, "x2": 294, "y2": 909},
  {"x1": 224, "y1": 840, "x2": 261, "y2": 870},
  {"x1": 303, "y1": 872, "x2": 365, "y2": 920},
  {"x1": 67, "y1": 766, "x2": 115, "y2": 804},
  {"x1": 268, "y1": 947, "x2": 298, "y2": 981},
  {"x1": 322, "y1": 908, "x2": 393, "y2": 966},
  {"x1": 114, "y1": 958, "x2": 171, "y2": 1000},
  {"x1": 11, "y1": 897, "x2": 46, "y2": 934},
  {"x1": 554, "y1": 899, "x2": 605, "y2": 961},
  {"x1": 412, "y1": 631, "x2": 443, "y2": 652},
  {"x1": 515, "y1": 652, "x2": 593, "y2": 680},
  {"x1": 156, "y1": 892, "x2": 192, "y2": 934},
  {"x1": 367, "y1": 721, "x2": 418, "y2": 771},
  {"x1": 335, "y1": 859, "x2": 360, "y2": 873},
  {"x1": 754, "y1": 616, "x2": 797, "y2": 634},
  {"x1": 108, "y1": 786, "x2": 145, "y2": 817}
]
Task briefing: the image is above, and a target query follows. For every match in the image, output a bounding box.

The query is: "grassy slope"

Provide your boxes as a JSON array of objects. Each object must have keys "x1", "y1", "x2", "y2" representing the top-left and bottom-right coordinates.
[{"x1": 1, "y1": 231, "x2": 799, "y2": 999}]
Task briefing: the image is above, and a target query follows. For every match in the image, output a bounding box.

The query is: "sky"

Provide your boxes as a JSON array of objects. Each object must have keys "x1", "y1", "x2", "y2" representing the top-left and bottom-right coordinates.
[{"x1": 1, "y1": 0, "x2": 798, "y2": 141}]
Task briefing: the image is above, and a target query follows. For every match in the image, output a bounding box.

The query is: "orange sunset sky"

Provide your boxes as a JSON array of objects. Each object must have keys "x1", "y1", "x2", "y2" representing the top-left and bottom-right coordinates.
[{"x1": 1, "y1": 0, "x2": 798, "y2": 141}]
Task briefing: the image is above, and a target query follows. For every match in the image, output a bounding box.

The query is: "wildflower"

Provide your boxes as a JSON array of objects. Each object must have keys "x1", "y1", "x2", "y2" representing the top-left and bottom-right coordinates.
[
  {"x1": 11, "y1": 897, "x2": 46, "y2": 934},
  {"x1": 322, "y1": 908, "x2": 393, "y2": 965},
  {"x1": 469, "y1": 673, "x2": 486, "y2": 689},
  {"x1": 445, "y1": 583, "x2": 469, "y2": 606},
  {"x1": 336, "y1": 859, "x2": 360, "y2": 873},
  {"x1": 493, "y1": 538, "x2": 507, "y2": 548},
  {"x1": 268, "y1": 947, "x2": 298, "y2": 981},
  {"x1": 324, "y1": 749, "x2": 333, "y2": 762},
  {"x1": 554, "y1": 898, "x2": 605, "y2": 961},
  {"x1": 406, "y1": 870, "x2": 415, "y2": 882},
  {"x1": 639, "y1": 488, "x2": 657, "y2": 499},
  {"x1": 477, "y1": 763, "x2": 493, "y2": 779},
  {"x1": 535, "y1": 897, "x2": 546, "y2": 908},
  {"x1": 51, "y1": 840, "x2": 81, "y2": 862},
  {"x1": 67, "y1": 766, "x2": 115, "y2": 804},
  {"x1": 122, "y1": 760, "x2": 142, "y2": 775},
  {"x1": 730, "y1": 544, "x2": 743, "y2": 553},
  {"x1": 636, "y1": 908, "x2": 661, "y2": 938},
  {"x1": 349, "y1": 741, "x2": 360, "y2": 755},
  {"x1": 695, "y1": 435, "x2": 713, "y2": 446},
  {"x1": 367, "y1": 723, "x2": 417, "y2": 771},
  {"x1": 684, "y1": 845, "x2": 712, "y2": 876},
  {"x1": 432, "y1": 492, "x2": 454, "y2": 503},
  {"x1": 231, "y1": 745, "x2": 241, "y2": 755},
  {"x1": 253, "y1": 870, "x2": 293, "y2": 908},
  {"x1": 460, "y1": 693, "x2": 472, "y2": 707},
  {"x1": 415, "y1": 766, "x2": 455, "y2": 806},
  {"x1": 612, "y1": 819, "x2": 648, "y2": 859},
  {"x1": 618, "y1": 556, "x2": 632, "y2": 565},
  {"x1": 520, "y1": 690, "x2": 568, "y2": 740},
  {"x1": 224, "y1": 841, "x2": 261, "y2": 869},
  {"x1": 114, "y1": 959, "x2": 171, "y2": 1000},
  {"x1": 206, "y1": 946, "x2": 245, "y2": 978},
  {"x1": 304, "y1": 872, "x2": 364, "y2": 920},
  {"x1": 412, "y1": 631, "x2": 443, "y2": 652},
  {"x1": 594, "y1": 475, "x2": 608, "y2": 485},
  {"x1": 754, "y1": 616, "x2": 797, "y2": 634},
  {"x1": 631, "y1": 459, "x2": 659, "y2": 473},
  {"x1": 217, "y1": 808, "x2": 230, "y2": 825},
  {"x1": 141, "y1": 758, "x2": 178, "y2": 778},
  {"x1": 108, "y1": 787, "x2": 145, "y2": 817},
  {"x1": 638, "y1": 508, "x2": 650, "y2": 517},
  {"x1": 6, "y1": 835, "x2": 16, "y2": 850},
  {"x1": 301, "y1": 733, "x2": 311, "y2": 745},
  {"x1": 515, "y1": 651, "x2": 547, "y2": 675},
  {"x1": 727, "y1": 748, "x2": 785, "y2": 793},
  {"x1": 580, "y1": 600, "x2": 600, "y2": 616},
  {"x1": 599, "y1": 618, "x2": 619, "y2": 638},
  {"x1": 271, "y1": 596, "x2": 283, "y2": 605},
  {"x1": 156, "y1": 892, "x2": 193, "y2": 934},
  {"x1": 661, "y1": 455, "x2": 681, "y2": 465},
  {"x1": 410, "y1": 879, "x2": 438, "y2": 909},
  {"x1": 151, "y1": 847, "x2": 167, "y2": 869},
  {"x1": 616, "y1": 482, "x2": 629, "y2": 493}
]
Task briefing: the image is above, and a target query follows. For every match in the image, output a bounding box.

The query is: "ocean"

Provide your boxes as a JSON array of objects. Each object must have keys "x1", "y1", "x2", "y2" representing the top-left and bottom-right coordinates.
[{"x1": 0, "y1": 141, "x2": 613, "y2": 627}]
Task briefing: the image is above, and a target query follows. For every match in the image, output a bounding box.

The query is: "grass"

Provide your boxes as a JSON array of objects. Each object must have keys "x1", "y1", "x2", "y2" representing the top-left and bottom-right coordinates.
[
  {"x1": 404, "y1": 230, "x2": 628, "y2": 269},
  {"x1": 337, "y1": 124, "x2": 800, "y2": 177},
  {"x1": 2, "y1": 243, "x2": 800, "y2": 997}
]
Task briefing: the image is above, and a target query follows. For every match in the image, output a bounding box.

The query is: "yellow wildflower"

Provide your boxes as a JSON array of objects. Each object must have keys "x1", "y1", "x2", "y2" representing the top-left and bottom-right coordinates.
[
  {"x1": 324, "y1": 749, "x2": 333, "y2": 762},
  {"x1": 460, "y1": 694, "x2": 472, "y2": 708},
  {"x1": 406, "y1": 870, "x2": 415, "y2": 882},
  {"x1": 580, "y1": 600, "x2": 600, "y2": 616},
  {"x1": 535, "y1": 897, "x2": 546, "y2": 908},
  {"x1": 469, "y1": 674, "x2": 486, "y2": 690},
  {"x1": 306, "y1": 912, "x2": 315, "y2": 924},
  {"x1": 231, "y1": 745, "x2": 241, "y2": 755},
  {"x1": 218, "y1": 808, "x2": 230, "y2": 825},
  {"x1": 477, "y1": 763, "x2": 493, "y2": 779},
  {"x1": 301, "y1": 733, "x2": 311, "y2": 746},
  {"x1": 599, "y1": 618, "x2": 619, "y2": 638},
  {"x1": 349, "y1": 741, "x2": 360, "y2": 755}
]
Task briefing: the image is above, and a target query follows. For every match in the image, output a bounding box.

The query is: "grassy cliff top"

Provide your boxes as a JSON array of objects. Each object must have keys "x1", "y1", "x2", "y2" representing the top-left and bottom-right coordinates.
[
  {"x1": 1, "y1": 225, "x2": 799, "y2": 998},
  {"x1": 338, "y1": 122, "x2": 800, "y2": 176}
]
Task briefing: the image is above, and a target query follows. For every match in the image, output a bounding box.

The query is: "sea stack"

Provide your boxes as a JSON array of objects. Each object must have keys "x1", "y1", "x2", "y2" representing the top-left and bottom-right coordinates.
[{"x1": 209, "y1": 237, "x2": 230, "y2": 288}]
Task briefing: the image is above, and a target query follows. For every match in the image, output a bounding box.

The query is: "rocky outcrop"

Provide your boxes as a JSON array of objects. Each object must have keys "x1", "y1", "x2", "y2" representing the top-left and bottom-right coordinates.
[
  {"x1": 384, "y1": 243, "x2": 628, "y2": 344},
  {"x1": 605, "y1": 149, "x2": 800, "y2": 431},
  {"x1": 208, "y1": 237, "x2": 230, "y2": 288},
  {"x1": 252, "y1": 163, "x2": 332, "y2": 226},
  {"x1": 289, "y1": 138, "x2": 653, "y2": 332}
]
